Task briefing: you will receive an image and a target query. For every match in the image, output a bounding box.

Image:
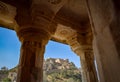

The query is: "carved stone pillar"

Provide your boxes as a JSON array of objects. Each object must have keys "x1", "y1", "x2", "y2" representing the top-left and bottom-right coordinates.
[
  {"x1": 67, "y1": 35, "x2": 98, "y2": 82},
  {"x1": 16, "y1": 27, "x2": 50, "y2": 82},
  {"x1": 74, "y1": 46, "x2": 98, "y2": 82}
]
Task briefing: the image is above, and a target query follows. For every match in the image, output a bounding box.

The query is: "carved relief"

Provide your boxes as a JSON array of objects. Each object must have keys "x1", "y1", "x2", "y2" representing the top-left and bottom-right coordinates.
[
  {"x1": 53, "y1": 24, "x2": 77, "y2": 40},
  {"x1": 0, "y1": 1, "x2": 8, "y2": 15},
  {"x1": 17, "y1": 27, "x2": 50, "y2": 44}
]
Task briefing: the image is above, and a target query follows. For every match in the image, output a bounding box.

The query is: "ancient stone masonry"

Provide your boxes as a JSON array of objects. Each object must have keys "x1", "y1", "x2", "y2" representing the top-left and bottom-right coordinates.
[
  {"x1": 15, "y1": 0, "x2": 68, "y2": 82},
  {"x1": 1, "y1": 0, "x2": 120, "y2": 82}
]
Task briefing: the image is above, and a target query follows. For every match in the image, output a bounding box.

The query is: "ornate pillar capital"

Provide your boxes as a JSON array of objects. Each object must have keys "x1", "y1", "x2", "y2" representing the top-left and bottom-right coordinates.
[
  {"x1": 72, "y1": 44, "x2": 93, "y2": 56},
  {"x1": 16, "y1": 26, "x2": 51, "y2": 45},
  {"x1": 66, "y1": 33, "x2": 92, "y2": 57}
]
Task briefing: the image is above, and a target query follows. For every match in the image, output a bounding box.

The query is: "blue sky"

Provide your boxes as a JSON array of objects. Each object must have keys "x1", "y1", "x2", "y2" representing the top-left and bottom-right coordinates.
[{"x1": 0, "y1": 27, "x2": 80, "y2": 69}]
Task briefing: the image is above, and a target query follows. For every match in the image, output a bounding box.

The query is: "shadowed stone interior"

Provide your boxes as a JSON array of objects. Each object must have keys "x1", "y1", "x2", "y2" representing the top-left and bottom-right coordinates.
[{"x1": 0, "y1": 0, "x2": 120, "y2": 82}]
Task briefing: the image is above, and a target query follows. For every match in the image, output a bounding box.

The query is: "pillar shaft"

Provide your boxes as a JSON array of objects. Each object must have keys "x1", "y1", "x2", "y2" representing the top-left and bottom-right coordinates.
[
  {"x1": 17, "y1": 41, "x2": 45, "y2": 82},
  {"x1": 77, "y1": 49, "x2": 98, "y2": 82},
  {"x1": 16, "y1": 28, "x2": 50, "y2": 82}
]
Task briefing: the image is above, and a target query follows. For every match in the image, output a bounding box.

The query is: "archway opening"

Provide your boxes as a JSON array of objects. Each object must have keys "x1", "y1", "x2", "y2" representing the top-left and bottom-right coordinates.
[{"x1": 0, "y1": 27, "x2": 82, "y2": 82}]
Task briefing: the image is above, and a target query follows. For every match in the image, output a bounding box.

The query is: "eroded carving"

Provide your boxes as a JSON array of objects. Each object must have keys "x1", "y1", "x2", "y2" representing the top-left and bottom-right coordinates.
[{"x1": 53, "y1": 24, "x2": 77, "y2": 40}]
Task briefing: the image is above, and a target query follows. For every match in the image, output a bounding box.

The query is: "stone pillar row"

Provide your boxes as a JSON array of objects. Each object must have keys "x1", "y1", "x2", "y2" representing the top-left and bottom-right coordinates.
[{"x1": 66, "y1": 34, "x2": 98, "y2": 82}]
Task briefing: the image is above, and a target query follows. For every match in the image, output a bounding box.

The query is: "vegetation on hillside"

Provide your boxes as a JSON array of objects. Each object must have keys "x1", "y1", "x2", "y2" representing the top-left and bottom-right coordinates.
[
  {"x1": 0, "y1": 58, "x2": 82, "y2": 82},
  {"x1": 43, "y1": 58, "x2": 82, "y2": 82},
  {"x1": 44, "y1": 69, "x2": 81, "y2": 82},
  {"x1": 0, "y1": 66, "x2": 9, "y2": 82}
]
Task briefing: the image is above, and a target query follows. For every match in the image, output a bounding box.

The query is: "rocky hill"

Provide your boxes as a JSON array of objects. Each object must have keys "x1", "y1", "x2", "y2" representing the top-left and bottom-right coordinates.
[
  {"x1": 0, "y1": 58, "x2": 82, "y2": 82},
  {"x1": 44, "y1": 58, "x2": 78, "y2": 72},
  {"x1": 43, "y1": 58, "x2": 82, "y2": 82}
]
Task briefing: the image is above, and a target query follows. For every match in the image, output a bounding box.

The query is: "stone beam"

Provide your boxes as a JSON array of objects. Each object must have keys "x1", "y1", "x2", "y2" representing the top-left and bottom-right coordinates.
[{"x1": 0, "y1": 1, "x2": 17, "y2": 29}]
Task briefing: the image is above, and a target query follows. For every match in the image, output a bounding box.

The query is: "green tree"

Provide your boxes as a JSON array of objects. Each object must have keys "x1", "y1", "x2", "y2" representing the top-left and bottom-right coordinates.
[
  {"x1": 1, "y1": 67, "x2": 8, "y2": 71},
  {"x1": 0, "y1": 66, "x2": 9, "y2": 74}
]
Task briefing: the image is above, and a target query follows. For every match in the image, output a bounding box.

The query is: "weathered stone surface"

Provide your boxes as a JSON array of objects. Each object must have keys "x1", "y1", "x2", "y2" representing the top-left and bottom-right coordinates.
[
  {"x1": 1, "y1": 0, "x2": 120, "y2": 82},
  {"x1": 86, "y1": 0, "x2": 120, "y2": 82}
]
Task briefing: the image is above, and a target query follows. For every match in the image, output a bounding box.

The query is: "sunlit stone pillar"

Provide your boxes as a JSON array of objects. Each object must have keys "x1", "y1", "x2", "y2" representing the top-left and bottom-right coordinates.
[
  {"x1": 67, "y1": 35, "x2": 98, "y2": 82},
  {"x1": 73, "y1": 46, "x2": 98, "y2": 82},
  {"x1": 16, "y1": 27, "x2": 50, "y2": 82}
]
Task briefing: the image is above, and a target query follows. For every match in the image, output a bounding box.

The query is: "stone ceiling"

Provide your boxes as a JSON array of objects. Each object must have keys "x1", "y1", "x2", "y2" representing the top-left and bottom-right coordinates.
[{"x1": 0, "y1": 0, "x2": 92, "y2": 44}]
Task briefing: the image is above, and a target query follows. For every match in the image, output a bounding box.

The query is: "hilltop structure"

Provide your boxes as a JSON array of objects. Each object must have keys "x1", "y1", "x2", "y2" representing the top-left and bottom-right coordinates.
[{"x1": 0, "y1": 0, "x2": 120, "y2": 82}]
